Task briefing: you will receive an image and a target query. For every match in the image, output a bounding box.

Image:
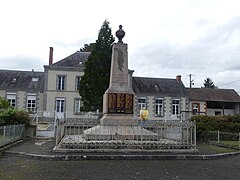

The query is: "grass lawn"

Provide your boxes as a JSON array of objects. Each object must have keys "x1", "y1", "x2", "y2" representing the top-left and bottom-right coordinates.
[
  {"x1": 0, "y1": 135, "x2": 15, "y2": 146},
  {"x1": 220, "y1": 141, "x2": 240, "y2": 147},
  {"x1": 197, "y1": 143, "x2": 239, "y2": 154}
]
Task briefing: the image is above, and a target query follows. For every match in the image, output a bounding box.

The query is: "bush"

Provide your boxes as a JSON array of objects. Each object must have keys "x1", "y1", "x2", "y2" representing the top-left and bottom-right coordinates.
[
  {"x1": 0, "y1": 97, "x2": 10, "y2": 110},
  {"x1": 0, "y1": 107, "x2": 31, "y2": 126},
  {"x1": 191, "y1": 115, "x2": 240, "y2": 139}
]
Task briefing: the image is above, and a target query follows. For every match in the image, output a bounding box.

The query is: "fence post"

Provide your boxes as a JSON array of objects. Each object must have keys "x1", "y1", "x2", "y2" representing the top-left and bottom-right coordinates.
[
  {"x1": 3, "y1": 126, "x2": 6, "y2": 143},
  {"x1": 36, "y1": 110, "x2": 39, "y2": 138},
  {"x1": 217, "y1": 130, "x2": 220, "y2": 144},
  {"x1": 13, "y1": 124, "x2": 16, "y2": 140},
  {"x1": 22, "y1": 124, "x2": 26, "y2": 138},
  {"x1": 55, "y1": 120, "x2": 59, "y2": 146},
  {"x1": 239, "y1": 132, "x2": 240, "y2": 150},
  {"x1": 194, "y1": 121, "x2": 196, "y2": 148}
]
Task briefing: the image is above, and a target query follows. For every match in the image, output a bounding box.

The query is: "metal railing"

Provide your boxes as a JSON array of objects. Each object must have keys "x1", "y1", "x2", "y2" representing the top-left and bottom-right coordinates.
[
  {"x1": 199, "y1": 130, "x2": 240, "y2": 150},
  {"x1": 31, "y1": 110, "x2": 100, "y2": 138},
  {"x1": 56, "y1": 121, "x2": 196, "y2": 150},
  {"x1": 0, "y1": 124, "x2": 25, "y2": 147}
]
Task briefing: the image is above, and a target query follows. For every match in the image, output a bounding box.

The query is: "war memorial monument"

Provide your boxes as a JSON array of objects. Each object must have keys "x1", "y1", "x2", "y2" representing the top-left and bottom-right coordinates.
[
  {"x1": 55, "y1": 25, "x2": 195, "y2": 151},
  {"x1": 83, "y1": 25, "x2": 157, "y2": 140}
]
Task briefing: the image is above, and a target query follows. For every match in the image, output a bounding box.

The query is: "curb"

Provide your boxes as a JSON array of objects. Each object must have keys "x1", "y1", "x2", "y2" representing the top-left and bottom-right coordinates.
[
  {"x1": 4, "y1": 150, "x2": 240, "y2": 161},
  {"x1": 0, "y1": 140, "x2": 24, "y2": 153}
]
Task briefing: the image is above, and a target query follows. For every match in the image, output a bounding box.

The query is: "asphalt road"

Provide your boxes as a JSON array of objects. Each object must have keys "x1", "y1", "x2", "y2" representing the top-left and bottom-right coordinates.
[{"x1": 0, "y1": 154, "x2": 240, "y2": 180}]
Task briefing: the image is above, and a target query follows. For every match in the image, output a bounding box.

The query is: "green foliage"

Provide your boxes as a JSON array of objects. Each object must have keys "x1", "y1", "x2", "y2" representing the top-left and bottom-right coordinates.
[
  {"x1": 203, "y1": 77, "x2": 215, "y2": 88},
  {"x1": 197, "y1": 143, "x2": 238, "y2": 153},
  {"x1": 0, "y1": 97, "x2": 10, "y2": 110},
  {"x1": 0, "y1": 107, "x2": 31, "y2": 126},
  {"x1": 79, "y1": 20, "x2": 115, "y2": 112},
  {"x1": 221, "y1": 141, "x2": 240, "y2": 147},
  {"x1": 80, "y1": 43, "x2": 95, "y2": 52},
  {"x1": 191, "y1": 115, "x2": 240, "y2": 136}
]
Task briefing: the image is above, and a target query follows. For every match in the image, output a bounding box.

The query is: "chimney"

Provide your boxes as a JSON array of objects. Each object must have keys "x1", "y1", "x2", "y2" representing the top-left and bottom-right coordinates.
[
  {"x1": 49, "y1": 47, "x2": 53, "y2": 65},
  {"x1": 176, "y1": 75, "x2": 182, "y2": 82}
]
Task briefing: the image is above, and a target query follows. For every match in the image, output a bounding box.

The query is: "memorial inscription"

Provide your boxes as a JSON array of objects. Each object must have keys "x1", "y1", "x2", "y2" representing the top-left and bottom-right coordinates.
[{"x1": 108, "y1": 93, "x2": 133, "y2": 114}]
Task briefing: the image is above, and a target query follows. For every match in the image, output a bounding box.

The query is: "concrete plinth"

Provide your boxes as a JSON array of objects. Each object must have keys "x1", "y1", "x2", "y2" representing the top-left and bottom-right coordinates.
[
  {"x1": 100, "y1": 114, "x2": 138, "y2": 126},
  {"x1": 83, "y1": 125, "x2": 158, "y2": 141}
]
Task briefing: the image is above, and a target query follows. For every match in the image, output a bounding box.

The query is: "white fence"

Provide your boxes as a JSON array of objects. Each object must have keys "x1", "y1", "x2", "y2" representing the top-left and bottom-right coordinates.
[
  {"x1": 31, "y1": 111, "x2": 100, "y2": 138},
  {"x1": 0, "y1": 124, "x2": 25, "y2": 147},
  {"x1": 56, "y1": 121, "x2": 196, "y2": 150}
]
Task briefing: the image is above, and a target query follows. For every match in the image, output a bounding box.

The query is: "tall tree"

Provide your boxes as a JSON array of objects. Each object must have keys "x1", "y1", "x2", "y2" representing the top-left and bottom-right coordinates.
[
  {"x1": 79, "y1": 20, "x2": 115, "y2": 112},
  {"x1": 203, "y1": 77, "x2": 215, "y2": 88},
  {"x1": 80, "y1": 43, "x2": 95, "y2": 52}
]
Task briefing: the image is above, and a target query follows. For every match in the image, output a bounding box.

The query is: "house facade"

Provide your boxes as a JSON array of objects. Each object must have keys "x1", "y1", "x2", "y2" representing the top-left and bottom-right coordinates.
[
  {"x1": 132, "y1": 76, "x2": 188, "y2": 121},
  {"x1": 186, "y1": 88, "x2": 240, "y2": 117},
  {"x1": 43, "y1": 51, "x2": 90, "y2": 120},
  {"x1": 0, "y1": 49, "x2": 91, "y2": 121},
  {"x1": 1, "y1": 48, "x2": 240, "y2": 122},
  {"x1": 0, "y1": 69, "x2": 45, "y2": 114}
]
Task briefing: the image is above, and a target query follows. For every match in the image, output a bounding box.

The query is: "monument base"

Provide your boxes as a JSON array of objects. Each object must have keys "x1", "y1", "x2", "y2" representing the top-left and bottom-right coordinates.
[
  {"x1": 100, "y1": 114, "x2": 138, "y2": 126},
  {"x1": 83, "y1": 125, "x2": 158, "y2": 141}
]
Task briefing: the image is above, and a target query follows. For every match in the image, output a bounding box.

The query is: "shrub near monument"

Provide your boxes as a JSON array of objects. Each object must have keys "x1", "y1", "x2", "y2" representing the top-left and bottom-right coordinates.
[
  {"x1": 191, "y1": 115, "x2": 240, "y2": 136},
  {"x1": 0, "y1": 97, "x2": 30, "y2": 126}
]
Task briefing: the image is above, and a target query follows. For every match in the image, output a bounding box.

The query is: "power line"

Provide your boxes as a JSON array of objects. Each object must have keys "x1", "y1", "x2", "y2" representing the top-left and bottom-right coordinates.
[{"x1": 218, "y1": 79, "x2": 240, "y2": 86}]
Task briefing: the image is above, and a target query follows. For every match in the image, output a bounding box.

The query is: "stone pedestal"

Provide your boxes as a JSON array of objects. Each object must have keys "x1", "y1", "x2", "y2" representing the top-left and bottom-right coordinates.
[
  {"x1": 84, "y1": 26, "x2": 157, "y2": 140},
  {"x1": 100, "y1": 42, "x2": 137, "y2": 126}
]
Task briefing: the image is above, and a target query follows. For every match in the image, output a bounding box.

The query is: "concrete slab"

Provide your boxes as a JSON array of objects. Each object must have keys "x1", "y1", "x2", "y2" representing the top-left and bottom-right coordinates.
[{"x1": 83, "y1": 125, "x2": 159, "y2": 140}]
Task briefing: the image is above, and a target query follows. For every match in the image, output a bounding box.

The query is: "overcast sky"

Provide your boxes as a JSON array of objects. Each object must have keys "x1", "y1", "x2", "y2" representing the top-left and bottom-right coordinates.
[{"x1": 1, "y1": 0, "x2": 240, "y2": 93}]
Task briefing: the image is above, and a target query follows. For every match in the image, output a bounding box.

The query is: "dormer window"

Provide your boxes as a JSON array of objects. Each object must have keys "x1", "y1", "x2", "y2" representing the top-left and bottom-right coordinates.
[
  {"x1": 32, "y1": 78, "x2": 39, "y2": 82},
  {"x1": 12, "y1": 78, "x2": 17, "y2": 82}
]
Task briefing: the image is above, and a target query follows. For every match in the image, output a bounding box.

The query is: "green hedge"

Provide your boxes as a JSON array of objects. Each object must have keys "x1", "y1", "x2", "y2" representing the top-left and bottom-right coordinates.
[
  {"x1": 0, "y1": 107, "x2": 31, "y2": 126},
  {"x1": 191, "y1": 115, "x2": 240, "y2": 138},
  {"x1": 0, "y1": 97, "x2": 31, "y2": 126},
  {"x1": 200, "y1": 131, "x2": 239, "y2": 142}
]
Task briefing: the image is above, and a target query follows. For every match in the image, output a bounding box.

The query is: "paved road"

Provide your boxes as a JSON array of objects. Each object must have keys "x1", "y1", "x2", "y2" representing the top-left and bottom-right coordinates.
[{"x1": 0, "y1": 154, "x2": 240, "y2": 180}]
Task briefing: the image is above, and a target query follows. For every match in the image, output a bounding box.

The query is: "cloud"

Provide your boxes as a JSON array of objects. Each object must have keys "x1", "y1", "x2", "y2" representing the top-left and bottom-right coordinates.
[
  {"x1": 130, "y1": 16, "x2": 240, "y2": 92},
  {"x1": 0, "y1": 56, "x2": 44, "y2": 71}
]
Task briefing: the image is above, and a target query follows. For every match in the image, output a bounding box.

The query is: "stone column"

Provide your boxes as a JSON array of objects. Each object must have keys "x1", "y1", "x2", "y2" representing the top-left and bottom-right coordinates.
[{"x1": 100, "y1": 26, "x2": 137, "y2": 126}]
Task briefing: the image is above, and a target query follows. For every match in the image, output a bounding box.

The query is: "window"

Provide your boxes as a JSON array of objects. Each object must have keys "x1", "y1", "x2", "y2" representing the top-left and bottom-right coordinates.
[
  {"x1": 215, "y1": 111, "x2": 221, "y2": 116},
  {"x1": 155, "y1": 98, "x2": 163, "y2": 116},
  {"x1": 172, "y1": 99, "x2": 180, "y2": 115},
  {"x1": 76, "y1": 76, "x2": 81, "y2": 91},
  {"x1": 27, "y1": 94, "x2": 37, "y2": 113},
  {"x1": 57, "y1": 76, "x2": 66, "y2": 90},
  {"x1": 56, "y1": 98, "x2": 65, "y2": 112},
  {"x1": 6, "y1": 93, "x2": 16, "y2": 108},
  {"x1": 138, "y1": 97, "x2": 146, "y2": 110},
  {"x1": 74, "y1": 99, "x2": 81, "y2": 113},
  {"x1": 192, "y1": 103, "x2": 200, "y2": 115}
]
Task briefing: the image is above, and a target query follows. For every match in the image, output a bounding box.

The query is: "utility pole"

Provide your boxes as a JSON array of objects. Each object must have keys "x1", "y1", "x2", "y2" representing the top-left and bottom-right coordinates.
[{"x1": 188, "y1": 74, "x2": 194, "y2": 88}]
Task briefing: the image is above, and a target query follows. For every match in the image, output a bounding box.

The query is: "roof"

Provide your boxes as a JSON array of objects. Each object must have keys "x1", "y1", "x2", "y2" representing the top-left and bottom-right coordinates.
[
  {"x1": 132, "y1": 77, "x2": 186, "y2": 97},
  {"x1": 52, "y1": 51, "x2": 90, "y2": 67},
  {"x1": 0, "y1": 70, "x2": 45, "y2": 92},
  {"x1": 186, "y1": 88, "x2": 240, "y2": 102}
]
